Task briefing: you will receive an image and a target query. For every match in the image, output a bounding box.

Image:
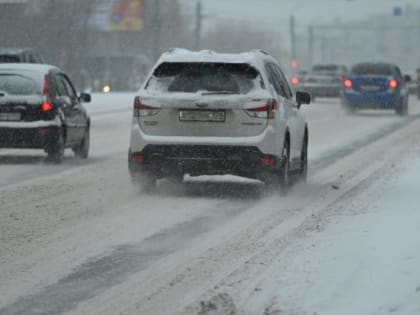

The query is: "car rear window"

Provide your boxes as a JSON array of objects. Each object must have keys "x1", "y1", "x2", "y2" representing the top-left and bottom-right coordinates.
[
  {"x1": 0, "y1": 73, "x2": 42, "y2": 95},
  {"x1": 146, "y1": 62, "x2": 263, "y2": 94},
  {"x1": 312, "y1": 65, "x2": 339, "y2": 72},
  {"x1": 0, "y1": 55, "x2": 21, "y2": 63},
  {"x1": 351, "y1": 64, "x2": 392, "y2": 76}
]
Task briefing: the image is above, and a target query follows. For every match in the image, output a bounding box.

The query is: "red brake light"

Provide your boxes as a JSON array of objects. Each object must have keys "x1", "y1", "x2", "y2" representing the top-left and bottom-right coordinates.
[
  {"x1": 344, "y1": 79, "x2": 353, "y2": 89},
  {"x1": 389, "y1": 79, "x2": 398, "y2": 89},
  {"x1": 246, "y1": 99, "x2": 278, "y2": 119},
  {"x1": 133, "y1": 96, "x2": 160, "y2": 117},
  {"x1": 260, "y1": 156, "x2": 275, "y2": 166},
  {"x1": 291, "y1": 76, "x2": 299, "y2": 85},
  {"x1": 133, "y1": 154, "x2": 144, "y2": 163},
  {"x1": 43, "y1": 75, "x2": 49, "y2": 96},
  {"x1": 41, "y1": 102, "x2": 53, "y2": 112}
]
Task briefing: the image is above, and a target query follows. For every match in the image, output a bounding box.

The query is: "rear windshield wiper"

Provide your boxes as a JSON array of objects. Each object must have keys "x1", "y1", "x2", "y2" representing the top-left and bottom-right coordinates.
[{"x1": 201, "y1": 91, "x2": 237, "y2": 95}]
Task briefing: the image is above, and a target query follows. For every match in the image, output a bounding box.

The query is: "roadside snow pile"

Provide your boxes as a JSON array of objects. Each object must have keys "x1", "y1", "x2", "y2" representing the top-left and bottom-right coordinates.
[{"x1": 240, "y1": 157, "x2": 420, "y2": 315}]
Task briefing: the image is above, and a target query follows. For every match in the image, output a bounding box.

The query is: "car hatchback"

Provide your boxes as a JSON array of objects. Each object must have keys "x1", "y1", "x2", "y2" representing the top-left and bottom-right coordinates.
[
  {"x1": 0, "y1": 64, "x2": 91, "y2": 162},
  {"x1": 128, "y1": 49, "x2": 311, "y2": 192},
  {"x1": 341, "y1": 62, "x2": 408, "y2": 115}
]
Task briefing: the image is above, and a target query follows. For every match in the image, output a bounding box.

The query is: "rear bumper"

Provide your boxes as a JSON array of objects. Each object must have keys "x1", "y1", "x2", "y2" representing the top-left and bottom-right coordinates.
[
  {"x1": 341, "y1": 91, "x2": 399, "y2": 108},
  {"x1": 129, "y1": 145, "x2": 282, "y2": 179},
  {"x1": 130, "y1": 121, "x2": 281, "y2": 158},
  {"x1": 0, "y1": 125, "x2": 59, "y2": 149}
]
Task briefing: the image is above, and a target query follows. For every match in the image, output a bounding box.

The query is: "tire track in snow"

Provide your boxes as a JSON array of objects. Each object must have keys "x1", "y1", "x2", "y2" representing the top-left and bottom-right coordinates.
[{"x1": 1, "y1": 114, "x2": 420, "y2": 315}]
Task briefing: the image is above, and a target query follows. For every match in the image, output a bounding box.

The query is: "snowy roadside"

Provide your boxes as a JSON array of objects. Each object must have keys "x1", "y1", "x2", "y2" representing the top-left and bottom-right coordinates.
[{"x1": 237, "y1": 153, "x2": 420, "y2": 314}]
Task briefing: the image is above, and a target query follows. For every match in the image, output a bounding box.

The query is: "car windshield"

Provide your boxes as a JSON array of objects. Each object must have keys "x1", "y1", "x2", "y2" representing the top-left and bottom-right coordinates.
[
  {"x1": 146, "y1": 62, "x2": 262, "y2": 94},
  {"x1": 351, "y1": 64, "x2": 392, "y2": 76},
  {"x1": 0, "y1": 73, "x2": 41, "y2": 95}
]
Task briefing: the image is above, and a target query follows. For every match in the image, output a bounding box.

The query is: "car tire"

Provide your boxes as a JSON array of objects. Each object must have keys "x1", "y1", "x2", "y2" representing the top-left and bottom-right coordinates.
[
  {"x1": 47, "y1": 129, "x2": 65, "y2": 163},
  {"x1": 395, "y1": 99, "x2": 407, "y2": 116},
  {"x1": 73, "y1": 128, "x2": 90, "y2": 159},
  {"x1": 298, "y1": 133, "x2": 308, "y2": 183},
  {"x1": 279, "y1": 137, "x2": 291, "y2": 194}
]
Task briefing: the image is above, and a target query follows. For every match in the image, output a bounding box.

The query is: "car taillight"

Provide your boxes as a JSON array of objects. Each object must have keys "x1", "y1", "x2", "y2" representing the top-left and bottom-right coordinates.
[
  {"x1": 133, "y1": 96, "x2": 160, "y2": 117},
  {"x1": 389, "y1": 79, "x2": 398, "y2": 89},
  {"x1": 133, "y1": 153, "x2": 144, "y2": 163},
  {"x1": 43, "y1": 75, "x2": 49, "y2": 95},
  {"x1": 41, "y1": 102, "x2": 53, "y2": 112},
  {"x1": 291, "y1": 76, "x2": 299, "y2": 85},
  {"x1": 260, "y1": 156, "x2": 275, "y2": 166},
  {"x1": 245, "y1": 99, "x2": 278, "y2": 119},
  {"x1": 343, "y1": 79, "x2": 353, "y2": 89},
  {"x1": 41, "y1": 75, "x2": 54, "y2": 112}
]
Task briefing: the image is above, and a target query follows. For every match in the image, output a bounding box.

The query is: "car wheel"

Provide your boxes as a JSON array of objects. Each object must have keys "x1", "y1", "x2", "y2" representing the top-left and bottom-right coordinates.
[
  {"x1": 73, "y1": 128, "x2": 90, "y2": 159},
  {"x1": 47, "y1": 129, "x2": 65, "y2": 163},
  {"x1": 298, "y1": 134, "x2": 308, "y2": 183},
  {"x1": 395, "y1": 99, "x2": 407, "y2": 116},
  {"x1": 279, "y1": 138, "x2": 291, "y2": 194}
]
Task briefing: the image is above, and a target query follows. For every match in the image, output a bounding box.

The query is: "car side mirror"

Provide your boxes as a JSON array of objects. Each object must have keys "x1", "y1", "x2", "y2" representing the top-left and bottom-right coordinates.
[
  {"x1": 296, "y1": 91, "x2": 311, "y2": 108},
  {"x1": 79, "y1": 92, "x2": 91, "y2": 103},
  {"x1": 404, "y1": 75, "x2": 412, "y2": 83}
]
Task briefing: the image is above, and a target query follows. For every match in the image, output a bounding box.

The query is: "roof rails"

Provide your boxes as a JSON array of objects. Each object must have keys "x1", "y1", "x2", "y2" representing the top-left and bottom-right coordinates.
[
  {"x1": 252, "y1": 49, "x2": 270, "y2": 56},
  {"x1": 166, "y1": 48, "x2": 191, "y2": 54}
]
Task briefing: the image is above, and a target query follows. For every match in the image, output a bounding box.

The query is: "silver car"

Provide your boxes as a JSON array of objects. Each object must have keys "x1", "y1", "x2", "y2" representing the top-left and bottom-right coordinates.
[{"x1": 128, "y1": 49, "x2": 311, "y2": 192}]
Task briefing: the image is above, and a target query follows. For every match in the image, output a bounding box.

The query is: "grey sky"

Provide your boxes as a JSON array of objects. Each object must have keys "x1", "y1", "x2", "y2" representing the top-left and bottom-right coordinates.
[{"x1": 186, "y1": 0, "x2": 419, "y2": 33}]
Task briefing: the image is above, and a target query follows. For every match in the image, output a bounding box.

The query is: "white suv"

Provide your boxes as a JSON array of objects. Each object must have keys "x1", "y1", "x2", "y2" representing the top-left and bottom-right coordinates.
[{"x1": 128, "y1": 49, "x2": 310, "y2": 192}]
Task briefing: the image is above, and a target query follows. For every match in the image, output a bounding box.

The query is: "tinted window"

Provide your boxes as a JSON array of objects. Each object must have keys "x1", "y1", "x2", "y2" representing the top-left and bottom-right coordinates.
[
  {"x1": 312, "y1": 65, "x2": 339, "y2": 72},
  {"x1": 0, "y1": 73, "x2": 41, "y2": 95},
  {"x1": 0, "y1": 55, "x2": 21, "y2": 63},
  {"x1": 147, "y1": 62, "x2": 263, "y2": 94},
  {"x1": 61, "y1": 75, "x2": 77, "y2": 100},
  {"x1": 266, "y1": 64, "x2": 290, "y2": 98},
  {"x1": 351, "y1": 64, "x2": 392, "y2": 76},
  {"x1": 272, "y1": 64, "x2": 293, "y2": 99}
]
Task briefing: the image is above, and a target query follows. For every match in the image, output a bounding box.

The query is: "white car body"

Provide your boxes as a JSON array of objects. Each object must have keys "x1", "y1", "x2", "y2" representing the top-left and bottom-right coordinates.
[{"x1": 128, "y1": 49, "x2": 310, "y2": 188}]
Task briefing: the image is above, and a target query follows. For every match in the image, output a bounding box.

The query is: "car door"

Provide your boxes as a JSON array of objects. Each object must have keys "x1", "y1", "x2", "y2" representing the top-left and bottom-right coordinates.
[
  {"x1": 268, "y1": 63, "x2": 303, "y2": 162},
  {"x1": 52, "y1": 73, "x2": 80, "y2": 145},
  {"x1": 394, "y1": 66, "x2": 407, "y2": 101},
  {"x1": 264, "y1": 64, "x2": 288, "y2": 156},
  {"x1": 61, "y1": 74, "x2": 88, "y2": 142}
]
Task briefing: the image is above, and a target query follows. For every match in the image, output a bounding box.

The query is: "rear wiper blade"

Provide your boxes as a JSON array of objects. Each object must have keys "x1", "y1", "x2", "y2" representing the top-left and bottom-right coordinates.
[{"x1": 201, "y1": 91, "x2": 236, "y2": 95}]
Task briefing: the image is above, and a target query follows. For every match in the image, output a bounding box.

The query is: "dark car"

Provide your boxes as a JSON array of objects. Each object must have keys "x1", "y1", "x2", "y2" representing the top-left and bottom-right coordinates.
[
  {"x1": 0, "y1": 48, "x2": 45, "y2": 64},
  {"x1": 0, "y1": 64, "x2": 91, "y2": 162},
  {"x1": 298, "y1": 64, "x2": 348, "y2": 100},
  {"x1": 341, "y1": 62, "x2": 409, "y2": 115}
]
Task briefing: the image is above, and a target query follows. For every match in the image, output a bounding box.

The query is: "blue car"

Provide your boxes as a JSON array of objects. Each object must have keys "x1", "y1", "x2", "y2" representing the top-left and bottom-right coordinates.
[{"x1": 341, "y1": 63, "x2": 409, "y2": 115}]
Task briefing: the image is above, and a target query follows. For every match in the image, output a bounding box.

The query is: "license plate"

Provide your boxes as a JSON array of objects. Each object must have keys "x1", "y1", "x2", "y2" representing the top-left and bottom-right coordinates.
[
  {"x1": 361, "y1": 85, "x2": 381, "y2": 91},
  {"x1": 179, "y1": 110, "x2": 225, "y2": 122},
  {"x1": 0, "y1": 112, "x2": 21, "y2": 121}
]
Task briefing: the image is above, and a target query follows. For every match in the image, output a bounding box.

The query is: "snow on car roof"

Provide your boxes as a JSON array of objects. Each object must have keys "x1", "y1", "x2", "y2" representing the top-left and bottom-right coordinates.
[
  {"x1": 157, "y1": 48, "x2": 275, "y2": 68},
  {"x1": 0, "y1": 63, "x2": 59, "y2": 73}
]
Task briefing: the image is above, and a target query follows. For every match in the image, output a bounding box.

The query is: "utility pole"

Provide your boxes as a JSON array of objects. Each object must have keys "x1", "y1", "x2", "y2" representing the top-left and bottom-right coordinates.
[
  {"x1": 153, "y1": 0, "x2": 161, "y2": 61},
  {"x1": 308, "y1": 26, "x2": 314, "y2": 68},
  {"x1": 194, "y1": 0, "x2": 202, "y2": 50},
  {"x1": 289, "y1": 15, "x2": 296, "y2": 64}
]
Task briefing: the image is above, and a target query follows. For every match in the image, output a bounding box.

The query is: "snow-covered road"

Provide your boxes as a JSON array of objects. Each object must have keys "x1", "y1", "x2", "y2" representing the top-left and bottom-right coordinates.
[{"x1": 1, "y1": 94, "x2": 420, "y2": 315}]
